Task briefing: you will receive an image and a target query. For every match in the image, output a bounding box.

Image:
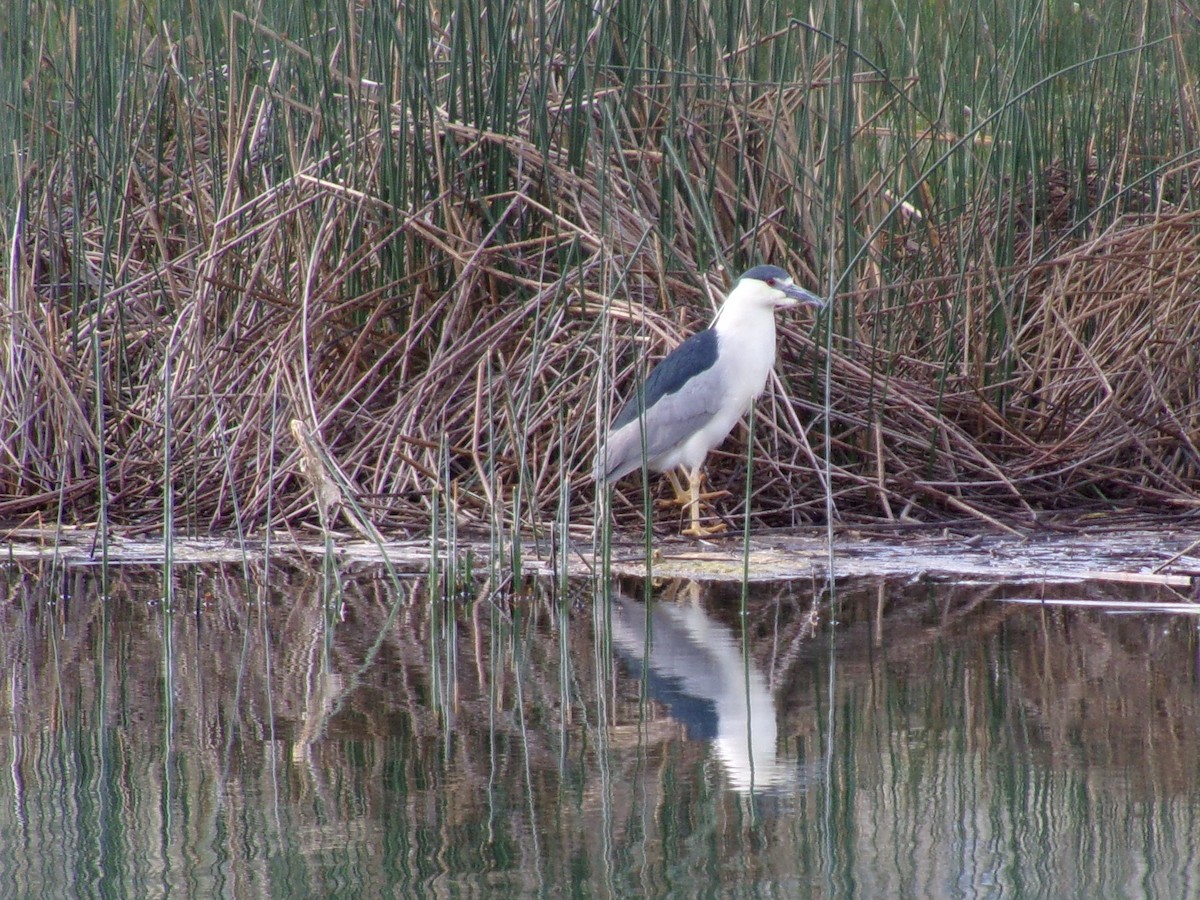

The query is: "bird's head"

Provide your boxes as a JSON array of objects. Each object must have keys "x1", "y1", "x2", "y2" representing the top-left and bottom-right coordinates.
[{"x1": 733, "y1": 265, "x2": 826, "y2": 310}]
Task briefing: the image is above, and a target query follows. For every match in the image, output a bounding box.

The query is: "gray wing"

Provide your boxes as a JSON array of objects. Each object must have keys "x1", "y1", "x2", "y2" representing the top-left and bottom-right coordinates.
[{"x1": 595, "y1": 365, "x2": 726, "y2": 482}]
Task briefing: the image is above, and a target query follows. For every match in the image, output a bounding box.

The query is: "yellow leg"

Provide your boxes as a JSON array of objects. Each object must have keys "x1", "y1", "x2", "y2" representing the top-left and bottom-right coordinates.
[
  {"x1": 679, "y1": 466, "x2": 728, "y2": 538},
  {"x1": 661, "y1": 470, "x2": 692, "y2": 507}
]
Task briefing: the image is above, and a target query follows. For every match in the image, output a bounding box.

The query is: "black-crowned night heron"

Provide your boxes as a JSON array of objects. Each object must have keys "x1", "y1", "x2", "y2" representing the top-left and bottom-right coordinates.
[
  {"x1": 594, "y1": 265, "x2": 825, "y2": 537},
  {"x1": 608, "y1": 584, "x2": 793, "y2": 792}
]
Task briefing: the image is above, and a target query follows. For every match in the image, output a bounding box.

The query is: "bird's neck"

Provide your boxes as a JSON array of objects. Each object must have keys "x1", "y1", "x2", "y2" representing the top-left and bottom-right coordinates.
[
  {"x1": 711, "y1": 297, "x2": 778, "y2": 384},
  {"x1": 713, "y1": 296, "x2": 776, "y2": 343}
]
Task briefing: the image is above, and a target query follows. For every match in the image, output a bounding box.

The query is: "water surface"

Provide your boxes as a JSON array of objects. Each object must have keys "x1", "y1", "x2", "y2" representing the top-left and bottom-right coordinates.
[{"x1": 2, "y1": 561, "x2": 1198, "y2": 896}]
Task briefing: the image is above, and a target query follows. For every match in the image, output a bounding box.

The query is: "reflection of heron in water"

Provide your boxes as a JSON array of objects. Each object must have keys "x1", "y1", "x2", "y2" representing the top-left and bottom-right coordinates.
[{"x1": 608, "y1": 581, "x2": 793, "y2": 794}]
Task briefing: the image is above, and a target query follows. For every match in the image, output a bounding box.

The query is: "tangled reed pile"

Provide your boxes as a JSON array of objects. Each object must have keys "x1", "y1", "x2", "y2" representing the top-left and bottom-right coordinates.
[{"x1": 3, "y1": 4, "x2": 1199, "y2": 536}]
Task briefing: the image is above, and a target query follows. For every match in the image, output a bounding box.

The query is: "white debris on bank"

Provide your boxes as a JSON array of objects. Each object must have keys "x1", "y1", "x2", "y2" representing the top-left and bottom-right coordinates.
[{"x1": 3, "y1": 524, "x2": 1198, "y2": 589}]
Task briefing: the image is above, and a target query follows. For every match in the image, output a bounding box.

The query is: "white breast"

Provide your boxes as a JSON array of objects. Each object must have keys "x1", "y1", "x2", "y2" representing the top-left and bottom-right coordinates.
[
  {"x1": 713, "y1": 303, "x2": 778, "y2": 412},
  {"x1": 667, "y1": 304, "x2": 777, "y2": 471}
]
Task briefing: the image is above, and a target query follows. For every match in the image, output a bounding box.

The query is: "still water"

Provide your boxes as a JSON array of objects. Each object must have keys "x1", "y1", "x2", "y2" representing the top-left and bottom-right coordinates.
[{"x1": 2, "y1": 560, "x2": 1199, "y2": 896}]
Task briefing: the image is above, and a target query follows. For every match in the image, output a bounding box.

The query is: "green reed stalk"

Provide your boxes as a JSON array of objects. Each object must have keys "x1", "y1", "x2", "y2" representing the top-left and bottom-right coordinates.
[
  {"x1": 741, "y1": 400, "x2": 755, "y2": 614},
  {"x1": 429, "y1": 441, "x2": 442, "y2": 600},
  {"x1": 162, "y1": 336, "x2": 174, "y2": 607},
  {"x1": 5, "y1": 0, "x2": 1198, "y2": 539},
  {"x1": 556, "y1": 406, "x2": 571, "y2": 597}
]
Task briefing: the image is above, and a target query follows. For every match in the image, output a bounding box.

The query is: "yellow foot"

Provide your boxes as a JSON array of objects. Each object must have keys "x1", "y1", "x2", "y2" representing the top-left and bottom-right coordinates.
[
  {"x1": 660, "y1": 471, "x2": 692, "y2": 508},
  {"x1": 680, "y1": 520, "x2": 728, "y2": 539},
  {"x1": 658, "y1": 468, "x2": 730, "y2": 508},
  {"x1": 656, "y1": 489, "x2": 730, "y2": 509}
]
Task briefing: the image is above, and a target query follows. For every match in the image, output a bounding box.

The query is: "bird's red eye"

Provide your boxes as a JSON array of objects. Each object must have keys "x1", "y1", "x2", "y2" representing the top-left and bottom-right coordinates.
[{"x1": 766, "y1": 278, "x2": 776, "y2": 286}]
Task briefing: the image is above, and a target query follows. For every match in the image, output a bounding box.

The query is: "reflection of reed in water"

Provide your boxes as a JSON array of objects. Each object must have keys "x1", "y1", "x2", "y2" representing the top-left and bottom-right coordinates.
[{"x1": 609, "y1": 581, "x2": 792, "y2": 794}]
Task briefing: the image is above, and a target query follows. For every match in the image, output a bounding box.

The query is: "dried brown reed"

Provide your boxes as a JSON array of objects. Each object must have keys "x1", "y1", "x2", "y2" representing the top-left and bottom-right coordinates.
[{"x1": 2, "y1": 4, "x2": 1199, "y2": 538}]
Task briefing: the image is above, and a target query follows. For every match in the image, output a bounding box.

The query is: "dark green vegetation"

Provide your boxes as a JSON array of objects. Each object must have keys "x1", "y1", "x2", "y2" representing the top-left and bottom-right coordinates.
[{"x1": 2, "y1": 1, "x2": 1198, "y2": 535}]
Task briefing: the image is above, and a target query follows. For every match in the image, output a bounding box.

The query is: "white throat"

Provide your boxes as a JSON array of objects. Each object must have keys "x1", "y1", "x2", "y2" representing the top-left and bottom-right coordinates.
[{"x1": 710, "y1": 291, "x2": 780, "y2": 409}]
